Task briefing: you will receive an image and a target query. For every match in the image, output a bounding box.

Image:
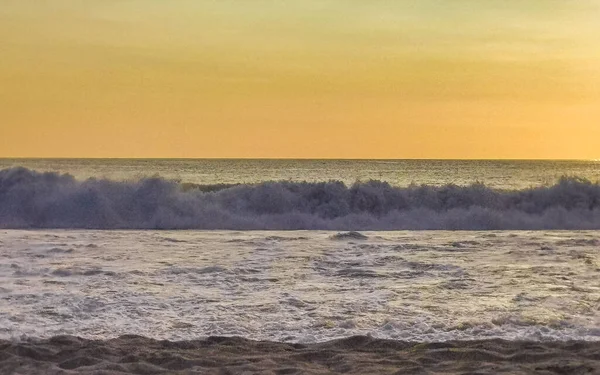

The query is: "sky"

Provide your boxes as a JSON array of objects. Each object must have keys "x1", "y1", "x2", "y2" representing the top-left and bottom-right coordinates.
[{"x1": 1, "y1": 1, "x2": 599, "y2": 159}]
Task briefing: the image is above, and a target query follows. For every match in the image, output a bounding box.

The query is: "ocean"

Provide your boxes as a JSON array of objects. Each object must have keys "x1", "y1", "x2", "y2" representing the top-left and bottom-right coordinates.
[
  {"x1": 2, "y1": 230, "x2": 599, "y2": 343},
  {"x1": 1, "y1": 159, "x2": 600, "y2": 373},
  {"x1": 1, "y1": 159, "x2": 600, "y2": 230},
  {"x1": 1, "y1": 158, "x2": 599, "y2": 189}
]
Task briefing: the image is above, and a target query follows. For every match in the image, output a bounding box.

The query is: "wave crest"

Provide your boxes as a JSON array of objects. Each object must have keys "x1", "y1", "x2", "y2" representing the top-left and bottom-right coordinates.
[{"x1": 2, "y1": 167, "x2": 600, "y2": 230}]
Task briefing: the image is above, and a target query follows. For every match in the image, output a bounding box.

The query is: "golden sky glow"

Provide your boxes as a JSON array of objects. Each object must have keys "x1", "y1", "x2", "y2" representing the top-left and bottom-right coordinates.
[{"x1": 1, "y1": 1, "x2": 599, "y2": 158}]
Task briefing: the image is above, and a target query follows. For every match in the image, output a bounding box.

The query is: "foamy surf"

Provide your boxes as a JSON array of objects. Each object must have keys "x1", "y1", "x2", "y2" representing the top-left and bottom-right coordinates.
[{"x1": 1, "y1": 230, "x2": 599, "y2": 343}]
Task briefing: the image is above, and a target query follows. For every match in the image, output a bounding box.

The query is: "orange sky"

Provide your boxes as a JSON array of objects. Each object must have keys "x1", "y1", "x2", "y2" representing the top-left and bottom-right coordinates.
[{"x1": 1, "y1": 1, "x2": 599, "y2": 158}]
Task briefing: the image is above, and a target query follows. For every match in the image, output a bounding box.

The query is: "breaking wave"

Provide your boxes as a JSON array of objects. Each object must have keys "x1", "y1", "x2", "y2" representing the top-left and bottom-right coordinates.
[{"x1": 2, "y1": 167, "x2": 600, "y2": 230}]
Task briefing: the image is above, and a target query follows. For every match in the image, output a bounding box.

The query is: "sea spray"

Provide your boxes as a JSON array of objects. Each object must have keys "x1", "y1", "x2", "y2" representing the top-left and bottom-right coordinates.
[{"x1": 2, "y1": 167, "x2": 600, "y2": 229}]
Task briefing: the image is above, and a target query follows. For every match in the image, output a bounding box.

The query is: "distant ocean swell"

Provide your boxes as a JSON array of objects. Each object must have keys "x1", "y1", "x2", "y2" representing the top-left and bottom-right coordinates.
[{"x1": 2, "y1": 167, "x2": 600, "y2": 230}]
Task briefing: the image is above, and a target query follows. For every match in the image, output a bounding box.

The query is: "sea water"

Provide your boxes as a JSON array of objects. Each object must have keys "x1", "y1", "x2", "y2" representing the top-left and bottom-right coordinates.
[
  {"x1": 1, "y1": 230, "x2": 599, "y2": 343},
  {"x1": 0, "y1": 159, "x2": 599, "y2": 343},
  {"x1": 1, "y1": 159, "x2": 599, "y2": 189}
]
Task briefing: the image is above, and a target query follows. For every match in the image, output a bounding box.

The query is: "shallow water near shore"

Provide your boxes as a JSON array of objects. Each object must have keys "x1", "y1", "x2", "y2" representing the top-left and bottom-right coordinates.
[{"x1": 1, "y1": 230, "x2": 599, "y2": 343}]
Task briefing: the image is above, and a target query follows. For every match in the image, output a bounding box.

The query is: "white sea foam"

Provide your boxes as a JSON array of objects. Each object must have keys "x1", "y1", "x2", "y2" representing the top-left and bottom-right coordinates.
[{"x1": 1, "y1": 230, "x2": 599, "y2": 343}]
